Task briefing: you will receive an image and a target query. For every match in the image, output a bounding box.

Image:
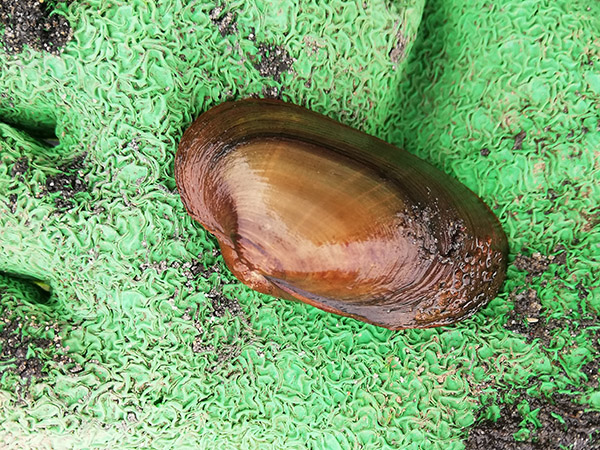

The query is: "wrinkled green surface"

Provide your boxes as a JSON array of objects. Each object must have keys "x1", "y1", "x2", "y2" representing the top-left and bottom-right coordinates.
[{"x1": 0, "y1": 0, "x2": 599, "y2": 448}]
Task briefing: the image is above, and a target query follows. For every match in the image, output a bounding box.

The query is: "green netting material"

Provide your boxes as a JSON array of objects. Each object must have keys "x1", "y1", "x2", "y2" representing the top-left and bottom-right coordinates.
[{"x1": 0, "y1": 0, "x2": 599, "y2": 448}]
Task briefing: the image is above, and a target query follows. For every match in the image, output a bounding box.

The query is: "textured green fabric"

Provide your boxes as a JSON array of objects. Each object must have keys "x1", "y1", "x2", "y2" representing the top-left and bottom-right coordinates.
[{"x1": 0, "y1": 0, "x2": 598, "y2": 448}]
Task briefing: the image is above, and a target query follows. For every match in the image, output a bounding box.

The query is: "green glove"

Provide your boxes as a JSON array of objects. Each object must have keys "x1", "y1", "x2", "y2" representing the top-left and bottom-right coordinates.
[{"x1": 1, "y1": 0, "x2": 599, "y2": 448}]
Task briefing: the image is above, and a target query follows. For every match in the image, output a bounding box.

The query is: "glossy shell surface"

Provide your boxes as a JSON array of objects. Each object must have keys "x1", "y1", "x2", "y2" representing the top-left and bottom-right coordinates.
[{"x1": 175, "y1": 99, "x2": 508, "y2": 329}]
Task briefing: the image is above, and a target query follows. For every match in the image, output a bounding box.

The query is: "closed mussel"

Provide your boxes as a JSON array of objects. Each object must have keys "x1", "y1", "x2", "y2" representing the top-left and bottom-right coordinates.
[{"x1": 175, "y1": 99, "x2": 508, "y2": 329}]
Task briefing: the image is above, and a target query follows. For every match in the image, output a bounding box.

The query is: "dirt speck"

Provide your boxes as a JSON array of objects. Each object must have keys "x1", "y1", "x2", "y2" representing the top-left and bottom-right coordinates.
[
  {"x1": 189, "y1": 289, "x2": 250, "y2": 370},
  {"x1": 513, "y1": 247, "x2": 566, "y2": 278},
  {"x1": 251, "y1": 42, "x2": 294, "y2": 82},
  {"x1": 0, "y1": 0, "x2": 72, "y2": 54},
  {"x1": 582, "y1": 208, "x2": 600, "y2": 233},
  {"x1": 0, "y1": 316, "x2": 50, "y2": 380},
  {"x1": 209, "y1": 290, "x2": 242, "y2": 318},
  {"x1": 467, "y1": 393, "x2": 600, "y2": 450},
  {"x1": 175, "y1": 252, "x2": 256, "y2": 371},
  {"x1": 261, "y1": 85, "x2": 282, "y2": 99},
  {"x1": 43, "y1": 152, "x2": 88, "y2": 210},
  {"x1": 7, "y1": 193, "x2": 17, "y2": 213},
  {"x1": 390, "y1": 25, "x2": 408, "y2": 65},
  {"x1": 505, "y1": 246, "x2": 570, "y2": 343},
  {"x1": 476, "y1": 239, "x2": 599, "y2": 449},
  {"x1": 504, "y1": 288, "x2": 542, "y2": 336},
  {"x1": 10, "y1": 156, "x2": 29, "y2": 178},
  {"x1": 512, "y1": 130, "x2": 527, "y2": 150},
  {"x1": 209, "y1": 4, "x2": 237, "y2": 37}
]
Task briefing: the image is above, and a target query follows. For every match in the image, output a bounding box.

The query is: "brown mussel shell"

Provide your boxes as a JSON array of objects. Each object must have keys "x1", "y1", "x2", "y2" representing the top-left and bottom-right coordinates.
[{"x1": 175, "y1": 99, "x2": 508, "y2": 330}]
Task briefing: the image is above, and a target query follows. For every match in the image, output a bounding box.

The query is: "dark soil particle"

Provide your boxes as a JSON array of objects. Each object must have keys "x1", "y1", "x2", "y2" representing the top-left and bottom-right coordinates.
[
  {"x1": 188, "y1": 258, "x2": 217, "y2": 279},
  {"x1": 189, "y1": 289, "x2": 248, "y2": 369},
  {"x1": 184, "y1": 256, "x2": 223, "y2": 290},
  {"x1": 43, "y1": 152, "x2": 88, "y2": 210},
  {"x1": 10, "y1": 156, "x2": 29, "y2": 178},
  {"x1": 247, "y1": 26, "x2": 256, "y2": 41},
  {"x1": 7, "y1": 192, "x2": 17, "y2": 213},
  {"x1": 581, "y1": 358, "x2": 599, "y2": 389},
  {"x1": 251, "y1": 42, "x2": 294, "y2": 82},
  {"x1": 513, "y1": 130, "x2": 527, "y2": 150},
  {"x1": 0, "y1": 283, "x2": 76, "y2": 385},
  {"x1": 478, "y1": 241, "x2": 600, "y2": 449},
  {"x1": 582, "y1": 209, "x2": 600, "y2": 233},
  {"x1": 576, "y1": 282, "x2": 589, "y2": 300},
  {"x1": 467, "y1": 394, "x2": 600, "y2": 450},
  {"x1": 209, "y1": 290, "x2": 242, "y2": 318},
  {"x1": 174, "y1": 251, "x2": 253, "y2": 370},
  {"x1": 506, "y1": 246, "x2": 584, "y2": 346},
  {"x1": 261, "y1": 85, "x2": 282, "y2": 99},
  {"x1": 0, "y1": 316, "x2": 50, "y2": 380},
  {"x1": 389, "y1": 28, "x2": 408, "y2": 64},
  {"x1": 513, "y1": 247, "x2": 566, "y2": 278},
  {"x1": 0, "y1": 0, "x2": 72, "y2": 54},
  {"x1": 209, "y1": 4, "x2": 237, "y2": 36},
  {"x1": 504, "y1": 288, "x2": 542, "y2": 336},
  {"x1": 46, "y1": 172, "x2": 86, "y2": 194},
  {"x1": 480, "y1": 147, "x2": 491, "y2": 157}
]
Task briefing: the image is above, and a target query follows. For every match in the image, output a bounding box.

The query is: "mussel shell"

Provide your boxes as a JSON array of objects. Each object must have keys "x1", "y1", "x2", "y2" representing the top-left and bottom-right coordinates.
[{"x1": 175, "y1": 99, "x2": 508, "y2": 329}]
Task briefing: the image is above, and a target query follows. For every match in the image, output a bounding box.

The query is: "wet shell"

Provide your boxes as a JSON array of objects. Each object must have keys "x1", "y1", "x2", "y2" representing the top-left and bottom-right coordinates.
[{"x1": 175, "y1": 99, "x2": 508, "y2": 329}]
